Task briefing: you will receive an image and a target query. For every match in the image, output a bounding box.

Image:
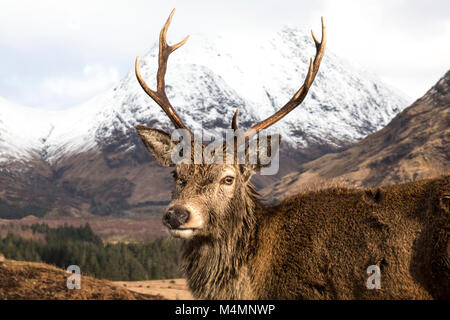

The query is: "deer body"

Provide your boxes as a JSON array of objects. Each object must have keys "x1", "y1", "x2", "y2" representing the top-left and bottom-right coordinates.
[
  {"x1": 132, "y1": 10, "x2": 449, "y2": 300},
  {"x1": 179, "y1": 177, "x2": 449, "y2": 300}
]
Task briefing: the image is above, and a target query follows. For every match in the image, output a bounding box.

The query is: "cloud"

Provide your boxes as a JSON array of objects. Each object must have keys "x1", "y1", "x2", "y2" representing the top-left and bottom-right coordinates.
[
  {"x1": 40, "y1": 65, "x2": 119, "y2": 104},
  {"x1": 0, "y1": 0, "x2": 448, "y2": 108},
  {"x1": 319, "y1": 0, "x2": 450, "y2": 99}
]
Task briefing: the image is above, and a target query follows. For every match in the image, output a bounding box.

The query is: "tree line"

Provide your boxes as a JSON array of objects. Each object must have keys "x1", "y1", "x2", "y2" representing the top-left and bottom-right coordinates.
[{"x1": 0, "y1": 223, "x2": 182, "y2": 281}]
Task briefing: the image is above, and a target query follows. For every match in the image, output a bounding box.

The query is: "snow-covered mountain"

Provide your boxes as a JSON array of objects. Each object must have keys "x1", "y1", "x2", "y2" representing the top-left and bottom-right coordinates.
[
  {"x1": 0, "y1": 27, "x2": 410, "y2": 218},
  {"x1": 1, "y1": 27, "x2": 407, "y2": 165},
  {"x1": 0, "y1": 97, "x2": 51, "y2": 163}
]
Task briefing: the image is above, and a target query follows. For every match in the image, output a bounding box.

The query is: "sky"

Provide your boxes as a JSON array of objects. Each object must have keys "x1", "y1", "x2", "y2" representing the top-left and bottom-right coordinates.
[{"x1": 0, "y1": 0, "x2": 449, "y2": 109}]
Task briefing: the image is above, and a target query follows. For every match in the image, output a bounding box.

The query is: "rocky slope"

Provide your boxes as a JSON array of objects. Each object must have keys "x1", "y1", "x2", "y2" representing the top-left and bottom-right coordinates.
[{"x1": 263, "y1": 70, "x2": 450, "y2": 202}]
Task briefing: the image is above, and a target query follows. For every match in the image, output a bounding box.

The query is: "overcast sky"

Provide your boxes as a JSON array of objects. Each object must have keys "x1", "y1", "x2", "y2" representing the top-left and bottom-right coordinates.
[{"x1": 0, "y1": 0, "x2": 449, "y2": 109}]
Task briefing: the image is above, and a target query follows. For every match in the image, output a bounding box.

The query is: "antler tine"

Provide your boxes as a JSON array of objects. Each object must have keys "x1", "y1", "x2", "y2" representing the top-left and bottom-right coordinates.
[
  {"x1": 232, "y1": 108, "x2": 240, "y2": 131},
  {"x1": 241, "y1": 17, "x2": 326, "y2": 142},
  {"x1": 135, "y1": 9, "x2": 191, "y2": 132}
]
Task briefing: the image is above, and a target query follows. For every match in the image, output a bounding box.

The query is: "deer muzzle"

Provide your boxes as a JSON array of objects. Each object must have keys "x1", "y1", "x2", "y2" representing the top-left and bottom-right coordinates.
[{"x1": 164, "y1": 206, "x2": 190, "y2": 229}]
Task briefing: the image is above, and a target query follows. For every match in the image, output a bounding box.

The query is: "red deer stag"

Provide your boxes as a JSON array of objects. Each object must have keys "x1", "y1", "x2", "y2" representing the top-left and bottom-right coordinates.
[{"x1": 133, "y1": 10, "x2": 449, "y2": 299}]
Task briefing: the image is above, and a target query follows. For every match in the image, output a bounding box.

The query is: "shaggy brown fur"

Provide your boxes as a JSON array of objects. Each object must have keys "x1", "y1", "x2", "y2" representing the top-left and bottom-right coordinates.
[
  {"x1": 252, "y1": 176, "x2": 449, "y2": 299},
  {"x1": 129, "y1": 10, "x2": 449, "y2": 299},
  {"x1": 181, "y1": 174, "x2": 449, "y2": 300},
  {"x1": 136, "y1": 126, "x2": 449, "y2": 300}
]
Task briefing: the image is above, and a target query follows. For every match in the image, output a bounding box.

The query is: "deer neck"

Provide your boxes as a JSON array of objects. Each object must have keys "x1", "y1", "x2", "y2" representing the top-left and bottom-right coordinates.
[{"x1": 180, "y1": 187, "x2": 258, "y2": 299}]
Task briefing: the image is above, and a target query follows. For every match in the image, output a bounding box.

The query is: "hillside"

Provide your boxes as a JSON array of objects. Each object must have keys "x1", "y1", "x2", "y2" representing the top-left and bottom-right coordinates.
[
  {"x1": 114, "y1": 279, "x2": 193, "y2": 300},
  {"x1": 0, "y1": 27, "x2": 408, "y2": 218},
  {"x1": 263, "y1": 70, "x2": 450, "y2": 201},
  {"x1": 0, "y1": 257, "x2": 162, "y2": 300}
]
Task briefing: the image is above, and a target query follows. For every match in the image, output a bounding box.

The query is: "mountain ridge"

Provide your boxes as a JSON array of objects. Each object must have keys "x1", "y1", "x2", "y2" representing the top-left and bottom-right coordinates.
[
  {"x1": 262, "y1": 70, "x2": 450, "y2": 202},
  {"x1": 1, "y1": 27, "x2": 407, "y2": 164},
  {"x1": 0, "y1": 27, "x2": 410, "y2": 217}
]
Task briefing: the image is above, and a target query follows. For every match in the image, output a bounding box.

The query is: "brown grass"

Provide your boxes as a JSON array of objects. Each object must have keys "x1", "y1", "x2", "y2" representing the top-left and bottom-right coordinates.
[
  {"x1": 0, "y1": 258, "x2": 163, "y2": 300},
  {"x1": 114, "y1": 279, "x2": 193, "y2": 300}
]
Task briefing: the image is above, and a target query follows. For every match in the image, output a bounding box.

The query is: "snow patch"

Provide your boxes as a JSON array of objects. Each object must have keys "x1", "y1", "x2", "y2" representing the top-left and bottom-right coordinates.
[{"x1": 0, "y1": 27, "x2": 409, "y2": 165}]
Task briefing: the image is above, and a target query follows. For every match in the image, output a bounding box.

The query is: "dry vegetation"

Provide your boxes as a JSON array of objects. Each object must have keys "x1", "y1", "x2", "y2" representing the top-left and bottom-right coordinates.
[
  {"x1": 0, "y1": 258, "x2": 163, "y2": 300},
  {"x1": 114, "y1": 279, "x2": 193, "y2": 300}
]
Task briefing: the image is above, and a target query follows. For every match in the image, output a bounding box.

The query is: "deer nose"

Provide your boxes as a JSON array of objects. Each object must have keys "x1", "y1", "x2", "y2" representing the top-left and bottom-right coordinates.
[{"x1": 164, "y1": 207, "x2": 190, "y2": 229}]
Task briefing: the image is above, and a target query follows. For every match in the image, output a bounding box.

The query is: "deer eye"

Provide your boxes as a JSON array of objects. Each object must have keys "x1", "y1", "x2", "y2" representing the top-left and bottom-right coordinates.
[{"x1": 221, "y1": 176, "x2": 235, "y2": 185}]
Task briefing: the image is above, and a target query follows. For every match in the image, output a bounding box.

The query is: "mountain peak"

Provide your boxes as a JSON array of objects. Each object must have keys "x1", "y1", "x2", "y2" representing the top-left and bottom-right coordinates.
[{"x1": 1, "y1": 28, "x2": 408, "y2": 165}]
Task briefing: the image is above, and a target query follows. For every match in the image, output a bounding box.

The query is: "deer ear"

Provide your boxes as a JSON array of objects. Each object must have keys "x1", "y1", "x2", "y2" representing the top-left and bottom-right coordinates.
[
  {"x1": 136, "y1": 125, "x2": 177, "y2": 167},
  {"x1": 241, "y1": 134, "x2": 282, "y2": 180}
]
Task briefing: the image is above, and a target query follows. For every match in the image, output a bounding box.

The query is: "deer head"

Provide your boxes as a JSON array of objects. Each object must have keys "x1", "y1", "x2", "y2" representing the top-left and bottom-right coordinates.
[{"x1": 135, "y1": 9, "x2": 326, "y2": 240}]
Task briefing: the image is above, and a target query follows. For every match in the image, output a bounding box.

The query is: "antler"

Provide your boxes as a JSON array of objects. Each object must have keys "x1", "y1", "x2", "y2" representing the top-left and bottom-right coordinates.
[
  {"x1": 135, "y1": 9, "x2": 191, "y2": 133},
  {"x1": 231, "y1": 108, "x2": 240, "y2": 131},
  {"x1": 234, "y1": 17, "x2": 326, "y2": 141}
]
